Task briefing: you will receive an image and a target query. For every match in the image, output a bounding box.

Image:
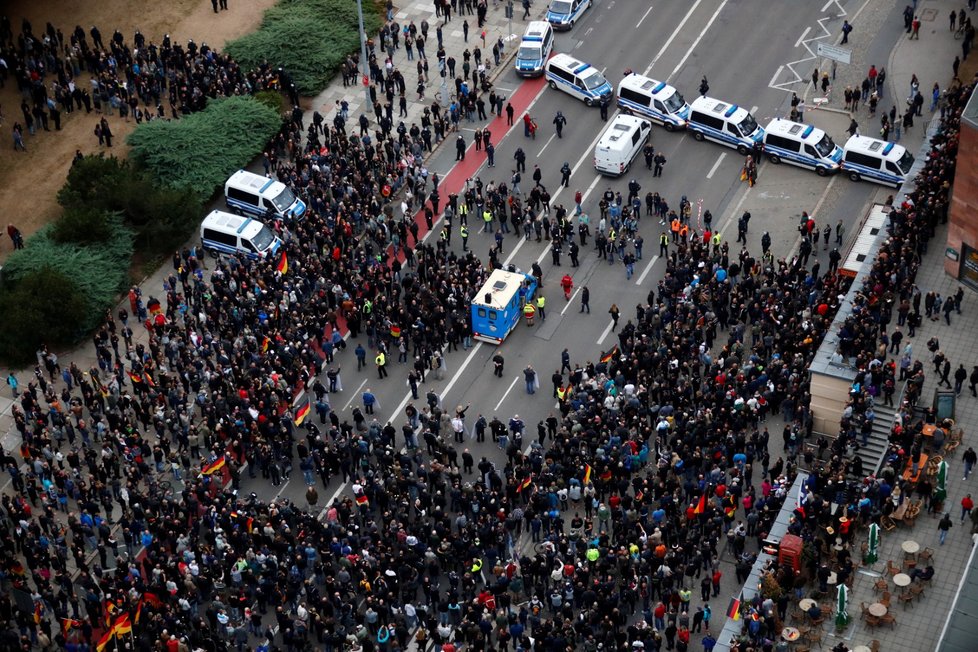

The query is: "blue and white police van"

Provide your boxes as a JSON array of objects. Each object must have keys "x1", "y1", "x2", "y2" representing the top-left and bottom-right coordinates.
[
  {"x1": 544, "y1": 53, "x2": 613, "y2": 107},
  {"x1": 514, "y1": 21, "x2": 554, "y2": 77},
  {"x1": 200, "y1": 210, "x2": 283, "y2": 260},
  {"x1": 841, "y1": 136, "x2": 914, "y2": 187},
  {"x1": 224, "y1": 169, "x2": 306, "y2": 221},
  {"x1": 471, "y1": 269, "x2": 538, "y2": 344},
  {"x1": 687, "y1": 96, "x2": 765, "y2": 155},
  {"x1": 616, "y1": 73, "x2": 690, "y2": 131},
  {"x1": 761, "y1": 118, "x2": 842, "y2": 176},
  {"x1": 546, "y1": 0, "x2": 592, "y2": 30}
]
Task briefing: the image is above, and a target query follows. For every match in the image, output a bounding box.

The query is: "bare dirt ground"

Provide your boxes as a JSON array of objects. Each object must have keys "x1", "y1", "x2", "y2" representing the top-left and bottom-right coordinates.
[{"x1": 0, "y1": 0, "x2": 276, "y2": 263}]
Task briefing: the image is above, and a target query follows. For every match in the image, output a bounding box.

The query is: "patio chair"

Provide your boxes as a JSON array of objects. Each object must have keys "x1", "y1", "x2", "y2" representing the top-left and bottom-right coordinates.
[
  {"x1": 898, "y1": 591, "x2": 914, "y2": 609},
  {"x1": 881, "y1": 515, "x2": 897, "y2": 531},
  {"x1": 880, "y1": 612, "x2": 897, "y2": 628},
  {"x1": 880, "y1": 591, "x2": 891, "y2": 608},
  {"x1": 865, "y1": 614, "x2": 881, "y2": 627},
  {"x1": 873, "y1": 577, "x2": 888, "y2": 593},
  {"x1": 910, "y1": 583, "x2": 925, "y2": 601},
  {"x1": 918, "y1": 547, "x2": 934, "y2": 564},
  {"x1": 860, "y1": 602, "x2": 870, "y2": 618},
  {"x1": 871, "y1": 640, "x2": 881, "y2": 652},
  {"x1": 902, "y1": 557, "x2": 917, "y2": 571},
  {"x1": 887, "y1": 560, "x2": 900, "y2": 577}
]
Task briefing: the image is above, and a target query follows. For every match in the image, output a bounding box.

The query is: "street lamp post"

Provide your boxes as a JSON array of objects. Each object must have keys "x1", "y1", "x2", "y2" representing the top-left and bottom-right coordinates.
[{"x1": 355, "y1": 0, "x2": 372, "y2": 108}]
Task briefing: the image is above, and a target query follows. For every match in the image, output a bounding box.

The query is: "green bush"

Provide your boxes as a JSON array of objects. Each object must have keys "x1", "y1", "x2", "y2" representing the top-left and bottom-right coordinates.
[
  {"x1": 0, "y1": 268, "x2": 90, "y2": 364},
  {"x1": 51, "y1": 205, "x2": 114, "y2": 245},
  {"x1": 127, "y1": 95, "x2": 282, "y2": 197},
  {"x1": 0, "y1": 218, "x2": 133, "y2": 337},
  {"x1": 255, "y1": 90, "x2": 287, "y2": 115},
  {"x1": 225, "y1": 0, "x2": 383, "y2": 96}
]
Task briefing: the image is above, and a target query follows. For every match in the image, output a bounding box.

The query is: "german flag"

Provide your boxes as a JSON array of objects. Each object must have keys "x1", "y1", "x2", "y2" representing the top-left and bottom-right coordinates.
[
  {"x1": 127, "y1": 370, "x2": 144, "y2": 387},
  {"x1": 141, "y1": 592, "x2": 163, "y2": 608},
  {"x1": 599, "y1": 468, "x2": 613, "y2": 482},
  {"x1": 293, "y1": 397, "x2": 311, "y2": 426},
  {"x1": 33, "y1": 602, "x2": 42, "y2": 624},
  {"x1": 246, "y1": 517, "x2": 254, "y2": 534},
  {"x1": 10, "y1": 561, "x2": 25, "y2": 575},
  {"x1": 112, "y1": 613, "x2": 132, "y2": 636},
  {"x1": 201, "y1": 455, "x2": 226, "y2": 476},
  {"x1": 261, "y1": 336, "x2": 271, "y2": 354},
  {"x1": 600, "y1": 344, "x2": 619, "y2": 364},
  {"x1": 62, "y1": 618, "x2": 83, "y2": 637},
  {"x1": 355, "y1": 494, "x2": 369, "y2": 506},
  {"x1": 582, "y1": 464, "x2": 592, "y2": 486},
  {"x1": 95, "y1": 629, "x2": 114, "y2": 652},
  {"x1": 390, "y1": 325, "x2": 402, "y2": 339},
  {"x1": 142, "y1": 372, "x2": 156, "y2": 388},
  {"x1": 276, "y1": 251, "x2": 289, "y2": 274},
  {"x1": 693, "y1": 493, "x2": 706, "y2": 516},
  {"x1": 726, "y1": 597, "x2": 741, "y2": 621},
  {"x1": 516, "y1": 476, "x2": 532, "y2": 493}
]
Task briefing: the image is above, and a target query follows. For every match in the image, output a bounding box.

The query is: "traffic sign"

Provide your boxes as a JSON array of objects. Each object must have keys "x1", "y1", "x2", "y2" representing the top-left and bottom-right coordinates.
[{"x1": 816, "y1": 43, "x2": 851, "y2": 65}]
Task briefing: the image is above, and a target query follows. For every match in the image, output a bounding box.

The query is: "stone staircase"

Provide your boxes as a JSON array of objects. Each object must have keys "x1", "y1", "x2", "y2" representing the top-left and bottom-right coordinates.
[{"x1": 857, "y1": 401, "x2": 897, "y2": 474}]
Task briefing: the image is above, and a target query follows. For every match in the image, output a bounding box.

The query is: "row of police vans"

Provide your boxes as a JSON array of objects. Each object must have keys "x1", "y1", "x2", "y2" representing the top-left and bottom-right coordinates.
[{"x1": 515, "y1": 20, "x2": 913, "y2": 187}]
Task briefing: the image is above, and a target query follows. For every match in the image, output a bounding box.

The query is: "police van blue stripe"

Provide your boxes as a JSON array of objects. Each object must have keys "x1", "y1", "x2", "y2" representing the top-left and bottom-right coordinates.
[
  {"x1": 546, "y1": 70, "x2": 611, "y2": 102},
  {"x1": 844, "y1": 161, "x2": 902, "y2": 184},
  {"x1": 617, "y1": 97, "x2": 686, "y2": 127},
  {"x1": 688, "y1": 122, "x2": 762, "y2": 149}
]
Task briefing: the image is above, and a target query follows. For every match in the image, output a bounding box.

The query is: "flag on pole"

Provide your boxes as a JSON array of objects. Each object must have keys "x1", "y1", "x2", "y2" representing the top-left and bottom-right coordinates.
[
  {"x1": 143, "y1": 372, "x2": 156, "y2": 388},
  {"x1": 33, "y1": 602, "x2": 43, "y2": 624},
  {"x1": 261, "y1": 336, "x2": 271, "y2": 354},
  {"x1": 517, "y1": 476, "x2": 532, "y2": 493},
  {"x1": 583, "y1": 464, "x2": 592, "y2": 486},
  {"x1": 600, "y1": 345, "x2": 620, "y2": 364},
  {"x1": 95, "y1": 630, "x2": 114, "y2": 652},
  {"x1": 865, "y1": 522, "x2": 880, "y2": 565},
  {"x1": 141, "y1": 592, "x2": 163, "y2": 608},
  {"x1": 61, "y1": 618, "x2": 83, "y2": 637},
  {"x1": 693, "y1": 493, "x2": 706, "y2": 515},
  {"x1": 112, "y1": 613, "x2": 132, "y2": 636},
  {"x1": 726, "y1": 597, "x2": 741, "y2": 621},
  {"x1": 294, "y1": 397, "x2": 311, "y2": 426},
  {"x1": 276, "y1": 251, "x2": 289, "y2": 274},
  {"x1": 127, "y1": 370, "x2": 145, "y2": 387},
  {"x1": 201, "y1": 455, "x2": 226, "y2": 475},
  {"x1": 355, "y1": 494, "x2": 369, "y2": 506}
]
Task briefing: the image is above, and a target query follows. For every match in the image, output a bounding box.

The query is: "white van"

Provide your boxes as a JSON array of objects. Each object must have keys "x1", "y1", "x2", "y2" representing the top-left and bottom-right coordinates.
[
  {"x1": 617, "y1": 73, "x2": 690, "y2": 131},
  {"x1": 515, "y1": 21, "x2": 554, "y2": 77},
  {"x1": 687, "y1": 96, "x2": 765, "y2": 155},
  {"x1": 594, "y1": 115, "x2": 651, "y2": 176},
  {"x1": 545, "y1": 53, "x2": 613, "y2": 107},
  {"x1": 841, "y1": 136, "x2": 914, "y2": 187},
  {"x1": 200, "y1": 210, "x2": 283, "y2": 260},
  {"x1": 762, "y1": 118, "x2": 842, "y2": 176},
  {"x1": 224, "y1": 169, "x2": 307, "y2": 221},
  {"x1": 546, "y1": 0, "x2": 592, "y2": 30}
]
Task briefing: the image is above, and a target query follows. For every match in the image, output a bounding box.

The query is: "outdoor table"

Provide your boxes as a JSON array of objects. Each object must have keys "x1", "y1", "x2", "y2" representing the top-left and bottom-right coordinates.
[
  {"x1": 903, "y1": 454, "x2": 929, "y2": 482},
  {"x1": 853, "y1": 646, "x2": 872, "y2": 652},
  {"x1": 922, "y1": 424, "x2": 937, "y2": 437},
  {"x1": 868, "y1": 602, "x2": 888, "y2": 618},
  {"x1": 902, "y1": 540, "x2": 920, "y2": 557},
  {"x1": 891, "y1": 501, "x2": 909, "y2": 521},
  {"x1": 799, "y1": 598, "x2": 817, "y2": 612},
  {"x1": 782, "y1": 627, "x2": 801, "y2": 642},
  {"x1": 893, "y1": 573, "x2": 911, "y2": 587}
]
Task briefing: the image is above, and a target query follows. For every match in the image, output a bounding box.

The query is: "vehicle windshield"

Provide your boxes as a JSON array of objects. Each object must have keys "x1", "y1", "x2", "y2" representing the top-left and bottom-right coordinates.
[
  {"x1": 662, "y1": 90, "x2": 686, "y2": 114},
  {"x1": 813, "y1": 134, "x2": 836, "y2": 158},
  {"x1": 583, "y1": 72, "x2": 608, "y2": 91},
  {"x1": 270, "y1": 187, "x2": 297, "y2": 212},
  {"x1": 551, "y1": 0, "x2": 572, "y2": 13},
  {"x1": 518, "y1": 46, "x2": 541, "y2": 60},
  {"x1": 897, "y1": 150, "x2": 915, "y2": 174},
  {"x1": 251, "y1": 227, "x2": 276, "y2": 252},
  {"x1": 737, "y1": 113, "x2": 759, "y2": 137}
]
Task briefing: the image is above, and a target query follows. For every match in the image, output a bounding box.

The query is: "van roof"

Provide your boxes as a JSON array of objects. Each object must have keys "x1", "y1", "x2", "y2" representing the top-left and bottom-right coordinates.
[
  {"x1": 619, "y1": 73, "x2": 674, "y2": 98},
  {"x1": 228, "y1": 169, "x2": 278, "y2": 194},
  {"x1": 473, "y1": 269, "x2": 528, "y2": 310},
  {"x1": 766, "y1": 118, "x2": 822, "y2": 142},
  {"x1": 202, "y1": 210, "x2": 263, "y2": 238},
  {"x1": 690, "y1": 95, "x2": 749, "y2": 121},
  {"x1": 845, "y1": 135, "x2": 904, "y2": 159},
  {"x1": 523, "y1": 21, "x2": 551, "y2": 40},
  {"x1": 596, "y1": 115, "x2": 649, "y2": 151},
  {"x1": 549, "y1": 53, "x2": 586, "y2": 71}
]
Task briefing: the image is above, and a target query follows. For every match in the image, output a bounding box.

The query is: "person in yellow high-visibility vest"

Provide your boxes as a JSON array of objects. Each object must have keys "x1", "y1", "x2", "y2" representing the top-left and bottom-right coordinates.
[
  {"x1": 471, "y1": 558, "x2": 483, "y2": 574},
  {"x1": 523, "y1": 302, "x2": 536, "y2": 327},
  {"x1": 536, "y1": 295, "x2": 546, "y2": 322},
  {"x1": 556, "y1": 384, "x2": 567, "y2": 402}
]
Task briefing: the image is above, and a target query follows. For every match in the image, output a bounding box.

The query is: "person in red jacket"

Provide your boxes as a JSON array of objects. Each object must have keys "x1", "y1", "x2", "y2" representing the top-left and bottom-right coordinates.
[
  {"x1": 961, "y1": 493, "x2": 974, "y2": 523},
  {"x1": 560, "y1": 274, "x2": 573, "y2": 300}
]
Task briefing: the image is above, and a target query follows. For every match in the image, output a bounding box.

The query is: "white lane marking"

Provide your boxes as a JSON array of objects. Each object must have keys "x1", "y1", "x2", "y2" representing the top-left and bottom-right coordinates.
[
  {"x1": 342, "y1": 378, "x2": 368, "y2": 411},
  {"x1": 537, "y1": 133, "x2": 557, "y2": 156},
  {"x1": 441, "y1": 341, "x2": 485, "y2": 399},
  {"x1": 560, "y1": 287, "x2": 582, "y2": 315},
  {"x1": 769, "y1": 65, "x2": 785, "y2": 89},
  {"x1": 644, "y1": 0, "x2": 704, "y2": 74},
  {"x1": 667, "y1": 0, "x2": 729, "y2": 82},
  {"x1": 494, "y1": 376, "x2": 521, "y2": 411},
  {"x1": 820, "y1": 0, "x2": 834, "y2": 11},
  {"x1": 749, "y1": 105, "x2": 759, "y2": 115},
  {"x1": 715, "y1": 185, "x2": 752, "y2": 242},
  {"x1": 596, "y1": 319, "x2": 615, "y2": 345},
  {"x1": 502, "y1": 234, "x2": 528, "y2": 266},
  {"x1": 636, "y1": 254, "x2": 660, "y2": 285},
  {"x1": 637, "y1": 6, "x2": 654, "y2": 28},
  {"x1": 795, "y1": 26, "x2": 812, "y2": 48},
  {"x1": 787, "y1": 175, "x2": 839, "y2": 260},
  {"x1": 706, "y1": 153, "x2": 726, "y2": 179}
]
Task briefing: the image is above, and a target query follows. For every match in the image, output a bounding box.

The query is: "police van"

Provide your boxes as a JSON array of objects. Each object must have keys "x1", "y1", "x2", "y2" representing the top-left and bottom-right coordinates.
[
  {"x1": 616, "y1": 73, "x2": 690, "y2": 131},
  {"x1": 594, "y1": 115, "x2": 652, "y2": 176},
  {"x1": 686, "y1": 96, "x2": 765, "y2": 155},
  {"x1": 515, "y1": 21, "x2": 554, "y2": 77},
  {"x1": 544, "y1": 53, "x2": 612, "y2": 106},
  {"x1": 761, "y1": 118, "x2": 842, "y2": 176},
  {"x1": 224, "y1": 169, "x2": 307, "y2": 221},
  {"x1": 841, "y1": 136, "x2": 914, "y2": 187},
  {"x1": 200, "y1": 210, "x2": 283, "y2": 260},
  {"x1": 546, "y1": 0, "x2": 592, "y2": 30}
]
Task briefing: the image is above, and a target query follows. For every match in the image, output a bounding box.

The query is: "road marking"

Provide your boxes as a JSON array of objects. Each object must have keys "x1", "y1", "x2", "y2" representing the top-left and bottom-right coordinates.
[
  {"x1": 644, "y1": 0, "x2": 704, "y2": 74},
  {"x1": 706, "y1": 153, "x2": 726, "y2": 179},
  {"x1": 495, "y1": 376, "x2": 520, "y2": 411},
  {"x1": 794, "y1": 26, "x2": 812, "y2": 48},
  {"x1": 441, "y1": 342, "x2": 484, "y2": 399},
  {"x1": 342, "y1": 378, "x2": 368, "y2": 411},
  {"x1": 502, "y1": 234, "x2": 528, "y2": 265},
  {"x1": 667, "y1": 0, "x2": 728, "y2": 81},
  {"x1": 749, "y1": 105, "x2": 758, "y2": 115},
  {"x1": 585, "y1": 27, "x2": 593, "y2": 36},
  {"x1": 769, "y1": 65, "x2": 786, "y2": 90},
  {"x1": 495, "y1": 87, "x2": 515, "y2": 93},
  {"x1": 635, "y1": 254, "x2": 660, "y2": 285},
  {"x1": 716, "y1": 185, "x2": 752, "y2": 241},
  {"x1": 560, "y1": 287, "x2": 582, "y2": 315},
  {"x1": 637, "y1": 6, "x2": 654, "y2": 28},
  {"x1": 787, "y1": 175, "x2": 838, "y2": 260},
  {"x1": 537, "y1": 133, "x2": 557, "y2": 156},
  {"x1": 596, "y1": 319, "x2": 615, "y2": 345}
]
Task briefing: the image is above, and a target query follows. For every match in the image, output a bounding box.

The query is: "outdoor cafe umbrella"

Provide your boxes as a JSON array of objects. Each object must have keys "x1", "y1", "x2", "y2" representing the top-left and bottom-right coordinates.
[
  {"x1": 864, "y1": 522, "x2": 880, "y2": 565},
  {"x1": 835, "y1": 583, "x2": 850, "y2": 628},
  {"x1": 935, "y1": 459, "x2": 949, "y2": 503}
]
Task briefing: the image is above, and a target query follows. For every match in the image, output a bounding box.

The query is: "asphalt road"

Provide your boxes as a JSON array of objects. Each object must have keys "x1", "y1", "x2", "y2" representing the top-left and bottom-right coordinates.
[{"x1": 240, "y1": 0, "x2": 890, "y2": 521}]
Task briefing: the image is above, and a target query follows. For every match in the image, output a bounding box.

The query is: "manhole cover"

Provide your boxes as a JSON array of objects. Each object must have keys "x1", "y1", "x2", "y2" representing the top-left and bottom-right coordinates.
[{"x1": 920, "y1": 8, "x2": 938, "y2": 21}]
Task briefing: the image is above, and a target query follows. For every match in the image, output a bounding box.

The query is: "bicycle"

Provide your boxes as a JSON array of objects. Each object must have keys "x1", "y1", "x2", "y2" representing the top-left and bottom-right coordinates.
[{"x1": 954, "y1": 24, "x2": 966, "y2": 39}]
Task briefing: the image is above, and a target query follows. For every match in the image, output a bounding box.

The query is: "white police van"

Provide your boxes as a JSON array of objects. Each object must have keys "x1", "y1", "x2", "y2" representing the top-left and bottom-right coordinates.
[
  {"x1": 544, "y1": 53, "x2": 612, "y2": 107},
  {"x1": 594, "y1": 115, "x2": 652, "y2": 176},
  {"x1": 546, "y1": 0, "x2": 592, "y2": 30},
  {"x1": 515, "y1": 21, "x2": 554, "y2": 77},
  {"x1": 200, "y1": 210, "x2": 283, "y2": 260},
  {"x1": 617, "y1": 73, "x2": 690, "y2": 131},
  {"x1": 224, "y1": 169, "x2": 306, "y2": 221},
  {"x1": 841, "y1": 136, "x2": 914, "y2": 187},
  {"x1": 687, "y1": 96, "x2": 765, "y2": 155},
  {"x1": 761, "y1": 118, "x2": 842, "y2": 177}
]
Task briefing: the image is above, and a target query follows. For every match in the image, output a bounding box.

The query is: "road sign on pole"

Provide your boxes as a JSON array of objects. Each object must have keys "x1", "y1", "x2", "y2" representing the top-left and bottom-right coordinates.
[{"x1": 816, "y1": 43, "x2": 852, "y2": 65}]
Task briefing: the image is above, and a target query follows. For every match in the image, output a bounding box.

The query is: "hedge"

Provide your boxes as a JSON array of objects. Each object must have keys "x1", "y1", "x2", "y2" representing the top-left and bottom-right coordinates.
[
  {"x1": 225, "y1": 0, "x2": 384, "y2": 96},
  {"x1": 0, "y1": 268, "x2": 90, "y2": 364},
  {"x1": 126, "y1": 95, "x2": 282, "y2": 197}
]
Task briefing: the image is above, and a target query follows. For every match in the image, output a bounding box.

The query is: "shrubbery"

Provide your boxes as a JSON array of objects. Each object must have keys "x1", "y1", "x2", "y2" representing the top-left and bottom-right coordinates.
[
  {"x1": 225, "y1": 0, "x2": 383, "y2": 96},
  {"x1": 0, "y1": 268, "x2": 90, "y2": 364},
  {"x1": 127, "y1": 95, "x2": 282, "y2": 197}
]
